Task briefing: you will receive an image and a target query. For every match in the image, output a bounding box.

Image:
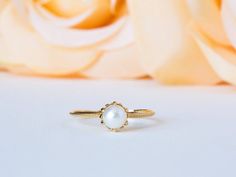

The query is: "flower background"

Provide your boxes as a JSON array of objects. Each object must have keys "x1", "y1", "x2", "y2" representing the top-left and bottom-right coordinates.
[
  {"x1": 0, "y1": 0, "x2": 236, "y2": 85},
  {"x1": 1, "y1": 2, "x2": 236, "y2": 176}
]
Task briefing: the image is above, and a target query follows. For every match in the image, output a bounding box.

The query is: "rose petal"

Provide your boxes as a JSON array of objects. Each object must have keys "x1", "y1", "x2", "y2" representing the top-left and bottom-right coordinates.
[
  {"x1": 187, "y1": 0, "x2": 230, "y2": 46},
  {"x1": 11, "y1": 0, "x2": 28, "y2": 18},
  {"x1": 221, "y1": 1, "x2": 236, "y2": 50},
  {"x1": 0, "y1": 1, "x2": 8, "y2": 62},
  {"x1": 0, "y1": 35, "x2": 7, "y2": 62},
  {"x1": 43, "y1": 0, "x2": 94, "y2": 18},
  {"x1": 43, "y1": 0, "x2": 110, "y2": 18},
  {"x1": 0, "y1": 0, "x2": 8, "y2": 12},
  {"x1": 110, "y1": 0, "x2": 117, "y2": 12},
  {"x1": 223, "y1": 0, "x2": 236, "y2": 19},
  {"x1": 97, "y1": 18, "x2": 134, "y2": 50},
  {"x1": 43, "y1": 0, "x2": 114, "y2": 29},
  {"x1": 35, "y1": 4, "x2": 96, "y2": 28},
  {"x1": 0, "y1": 4, "x2": 99, "y2": 76},
  {"x1": 128, "y1": 0, "x2": 220, "y2": 84},
  {"x1": 34, "y1": 3, "x2": 133, "y2": 50},
  {"x1": 4, "y1": 65, "x2": 41, "y2": 76},
  {"x1": 28, "y1": 2, "x2": 127, "y2": 48},
  {"x1": 81, "y1": 44, "x2": 145, "y2": 78},
  {"x1": 193, "y1": 29, "x2": 236, "y2": 85}
]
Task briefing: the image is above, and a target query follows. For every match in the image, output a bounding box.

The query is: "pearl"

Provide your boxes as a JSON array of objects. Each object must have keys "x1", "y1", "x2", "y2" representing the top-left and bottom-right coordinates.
[{"x1": 102, "y1": 105, "x2": 127, "y2": 129}]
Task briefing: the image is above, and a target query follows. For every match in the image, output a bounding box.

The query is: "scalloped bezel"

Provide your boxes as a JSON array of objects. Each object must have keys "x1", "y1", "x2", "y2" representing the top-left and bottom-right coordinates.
[{"x1": 100, "y1": 101, "x2": 128, "y2": 131}]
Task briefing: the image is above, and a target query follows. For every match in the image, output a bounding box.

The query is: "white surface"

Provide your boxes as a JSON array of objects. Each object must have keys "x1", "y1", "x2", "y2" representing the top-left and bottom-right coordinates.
[{"x1": 0, "y1": 73, "x2": 236, "y2": 177}]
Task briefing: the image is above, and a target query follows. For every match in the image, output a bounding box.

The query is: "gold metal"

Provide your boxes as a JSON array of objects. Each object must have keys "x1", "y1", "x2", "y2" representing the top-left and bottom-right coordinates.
[
  {"x1": 70, "y1": 109, "x2": 154, "y2": 118},
  {"x1": 70, "y1": 101, "x2": 155, "y2": 131},
  {"x1": 70, "y1": 110, "x2": 101, "y2": 118}
]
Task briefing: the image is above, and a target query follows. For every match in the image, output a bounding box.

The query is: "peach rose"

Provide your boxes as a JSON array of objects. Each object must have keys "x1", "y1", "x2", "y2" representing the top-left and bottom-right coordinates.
[
  {"x1": 0, "y1": 0, "x2": 144, "y2": 78},
  {"x1": 129, "y1": 0, "x2": 236, "y2": 85},
  {"x1": 128, "y1": 0, "x2": 221, "y2": 84},
  {"x1": 2, "y1": 0, "x2": 236, "y2": 85},
  {"x1": 187, "y1": 0, "x2": 236, "y2": 85}
]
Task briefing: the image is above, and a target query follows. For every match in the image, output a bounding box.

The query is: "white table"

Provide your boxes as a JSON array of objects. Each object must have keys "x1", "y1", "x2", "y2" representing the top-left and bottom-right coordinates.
[{"x1": 0, "y1": 73, "x2": 235, "y2": 177}]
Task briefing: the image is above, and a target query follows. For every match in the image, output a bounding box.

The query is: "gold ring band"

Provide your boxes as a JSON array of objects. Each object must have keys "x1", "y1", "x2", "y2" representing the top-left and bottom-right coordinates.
[
  {"x1": 70, "y1": 109, "x2": 155, "y2": 118},
  {"x1": 70, "y1": 101, "x2": 155, "y2": 131}
]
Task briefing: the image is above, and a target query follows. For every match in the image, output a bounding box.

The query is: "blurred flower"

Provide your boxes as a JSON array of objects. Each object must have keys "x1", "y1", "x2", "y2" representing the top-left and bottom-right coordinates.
[
  {"x1": 1, "y1": 0, "x2": 236, "y2": 85},
  {"x1": 128, "y1": 0, "x2": 236, "y2": 85},
  {"x1": 187, "y1": 0, "x2": 236, "y2": 85},
  {"x1": 128, "y1": 0, "x2": 221, "y2": 84},
  {"x1": 0, "y1": 0, "x2": 144, "y2": 78}
]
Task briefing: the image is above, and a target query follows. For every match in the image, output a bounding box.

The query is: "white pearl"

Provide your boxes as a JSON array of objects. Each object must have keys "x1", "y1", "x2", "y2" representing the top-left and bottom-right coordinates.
[{"x1": 102, "y1": 105, "x2": 127, "y2": 129}]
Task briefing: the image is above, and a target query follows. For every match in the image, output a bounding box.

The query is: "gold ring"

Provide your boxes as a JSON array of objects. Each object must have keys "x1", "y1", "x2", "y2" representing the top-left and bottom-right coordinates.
[{"x1": 70, "y1": 101, "x2": 155, "y2": 131}]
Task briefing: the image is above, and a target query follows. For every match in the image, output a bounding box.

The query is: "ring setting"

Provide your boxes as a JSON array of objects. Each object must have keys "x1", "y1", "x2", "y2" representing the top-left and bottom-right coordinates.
[{"x1": 70, "y1": 101, "x2": 155, "y2": 132}]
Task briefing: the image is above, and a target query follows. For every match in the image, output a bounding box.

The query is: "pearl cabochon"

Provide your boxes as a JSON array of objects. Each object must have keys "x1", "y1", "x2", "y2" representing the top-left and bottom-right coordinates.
[{"x1": 102, "y1": 104, "x2": 127, "y2": 129}]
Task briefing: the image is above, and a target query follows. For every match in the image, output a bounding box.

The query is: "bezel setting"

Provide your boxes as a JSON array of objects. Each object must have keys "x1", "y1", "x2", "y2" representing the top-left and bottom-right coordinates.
[{"x1": 100, "y1": 101, "x2": 128, "y2": 131}]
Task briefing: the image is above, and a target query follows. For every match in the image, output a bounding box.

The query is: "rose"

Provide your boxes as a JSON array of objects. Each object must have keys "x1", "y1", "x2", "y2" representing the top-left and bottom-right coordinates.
[
  {"x1": 129, "y1": 0, "x2": 236, "y2": 85},
  {"x1": 187, "y1": 0, "x2": 236, "y2": 85},
  {"x1": 2, "y1": 0, "x2": 236, "y2": 85},
  {"x1": 0, "y1": 0, "x2": 144, "y2": 78},
  {"x1": 128, "y1": 0, "x2": 221, "y2": 84}
]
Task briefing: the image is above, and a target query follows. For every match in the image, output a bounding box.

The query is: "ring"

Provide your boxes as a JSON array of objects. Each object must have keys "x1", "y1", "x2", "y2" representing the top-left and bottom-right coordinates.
[{"x1": 70, "y1": 101, "x2": 155, "y2": 131}]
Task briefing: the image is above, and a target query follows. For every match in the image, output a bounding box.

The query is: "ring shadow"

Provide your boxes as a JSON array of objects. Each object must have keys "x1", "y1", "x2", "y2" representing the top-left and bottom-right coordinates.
[
  {"x1": 74, "y1": 116, "x2": 164, "y2": 132},
  {"x1": 123, "y1": 116, "x2": 163, "y2": 132}
]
